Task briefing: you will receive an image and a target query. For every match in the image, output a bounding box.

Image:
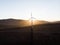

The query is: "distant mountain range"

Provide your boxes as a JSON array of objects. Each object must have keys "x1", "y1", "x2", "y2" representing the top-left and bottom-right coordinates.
[
  {"x1": 0, "y1": 18, "x2": 60, "y2": 29},
  {"x1": 0, "y1": 19, "x2": 48, "y2": 28}
]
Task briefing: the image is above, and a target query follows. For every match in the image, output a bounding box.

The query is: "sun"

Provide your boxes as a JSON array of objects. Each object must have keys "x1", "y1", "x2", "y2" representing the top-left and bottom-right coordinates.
[{"x1": 28, "y1": 17, "x2": 39, "y2": 25}]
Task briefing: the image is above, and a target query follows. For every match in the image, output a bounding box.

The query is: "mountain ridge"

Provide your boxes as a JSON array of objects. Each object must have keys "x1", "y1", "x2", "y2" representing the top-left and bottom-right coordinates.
[{"x1": 0, "y1": 18, "x2": 60, "y2": 29}]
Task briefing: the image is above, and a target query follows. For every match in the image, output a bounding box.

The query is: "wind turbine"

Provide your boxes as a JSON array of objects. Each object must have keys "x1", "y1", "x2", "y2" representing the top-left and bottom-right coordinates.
[
  {"x1": 30, "y1": 12, "x2": 38, "y2": 45},
  {"x1": 30, "y1": 12, "x2": 33, "y2": 45}
]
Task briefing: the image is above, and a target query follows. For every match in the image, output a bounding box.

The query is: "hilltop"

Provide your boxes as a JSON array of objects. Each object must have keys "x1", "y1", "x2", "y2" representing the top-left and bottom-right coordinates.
[{"x1": 0, "y1": 18, "x2": 48, "y2": 29}]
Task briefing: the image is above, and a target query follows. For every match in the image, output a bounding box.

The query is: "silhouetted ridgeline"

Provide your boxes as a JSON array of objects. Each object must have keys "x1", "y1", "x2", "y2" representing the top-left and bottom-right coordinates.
[
  {"x1": 0, "y1": 19, "x2": 60, "y2": 45},
  {"x1": 0, "y1": 19, "x2": 48, "y2": 29}
]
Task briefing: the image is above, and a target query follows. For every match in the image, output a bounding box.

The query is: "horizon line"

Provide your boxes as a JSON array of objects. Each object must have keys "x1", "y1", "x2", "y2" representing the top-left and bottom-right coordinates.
[{"x1": 0, "y1": 18, "x2": 60, "y2": 22}]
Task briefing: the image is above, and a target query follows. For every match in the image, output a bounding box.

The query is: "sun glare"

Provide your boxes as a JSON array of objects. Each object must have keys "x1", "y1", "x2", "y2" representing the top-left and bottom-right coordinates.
[{"x1": 28, "y1": 18, "x2": 40, "y2": 25}]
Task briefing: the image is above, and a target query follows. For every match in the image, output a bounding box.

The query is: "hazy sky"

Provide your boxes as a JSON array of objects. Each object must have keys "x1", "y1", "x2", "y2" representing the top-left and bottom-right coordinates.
[{"x1": 0, "y1": 0, "x2": 60, "y2": 21}]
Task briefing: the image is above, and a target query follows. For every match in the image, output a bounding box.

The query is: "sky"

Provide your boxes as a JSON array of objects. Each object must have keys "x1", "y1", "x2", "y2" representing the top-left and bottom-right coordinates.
[{"x1": 0, "y1": 0, "x2": 60, "y2": 21}]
